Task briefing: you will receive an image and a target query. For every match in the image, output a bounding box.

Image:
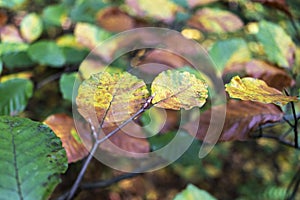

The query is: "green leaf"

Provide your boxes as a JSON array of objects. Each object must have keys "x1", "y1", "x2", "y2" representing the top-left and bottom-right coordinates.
[
  {"x1": 0, "y1": 78, "x2": 33, "y2": 116},
  {"x1": 42, "y1": 4, "x2": 68, "y2": 26},
  {"x1": 0, "y1": 43, "x2": 29, "y2": 56},
  {"x1": 0, "y1": 60, "x2": 2, "y2": 75},
  {"x1": 0, "y1": 116, "x2": 67, "y2": 200},
  {"x1": 174, "y1": 184, "x2": 217, "y2": 200},
  {"x1": 209, "y1": 38, "x2": 251, "y2": 71},
  {"x1": 20, "y1": 13, "x2": 43, "y2": 43},
  {"x1": 28, "y1": 41, "x2": 66, "y2": 67},
  {"x1": 2, "y1": 52, "x2": 35, "y2": 69},
  {"x1": 61, "y1": 47, "x2": 88, "y2": 64},
  {"x1": 151, "y1": 70, "x2": 208, "y2": 110},
  {"x1": 59, "y1": 72, "x2": 78, "y2": 102},
  {"x1": 255, "y1": 20, "x2": 296, "y2": 68},
  {"x1": 0, "y1": 0, "x2": 26, "y2": 9}
]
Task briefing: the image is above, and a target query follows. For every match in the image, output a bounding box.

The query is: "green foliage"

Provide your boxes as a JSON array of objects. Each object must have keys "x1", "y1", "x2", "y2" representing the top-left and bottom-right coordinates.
[
  {"x1": 0, "y1": 116, "x2": 67, "y2": 200},
  {"x1": 59, "y1": 72, "x2": 78, "y2": 102},
  {"x1": 0, "y1": 78, "x2": 33, "y2": 116},
  {"x1": 209, "y1": 38, "x2": 251, "y2": 71},
  {"x1": 28, "y1": 41, "x2": 66, "y2": 67},
  {"x1": 174, "y1": 184, "x2": 217, "y2": 200},
  {"x1": 42, "y1": 4, "x2": 68, "y2": 26},
  {"x1": 255, "y1": 20, "x2": 296, "y2": 68}
]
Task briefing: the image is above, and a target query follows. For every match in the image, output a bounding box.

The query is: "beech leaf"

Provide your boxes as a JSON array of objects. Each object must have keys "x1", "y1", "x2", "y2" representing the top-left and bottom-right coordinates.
[
  {"x1": 183, "y1": 100, "x2": 283, "y2": 141},
  {"x1": 255, "y1": 20, "x2": 296, "y2": 68},
  {"x1": 76, "y1": 71, "x2": 149, "y2": 128},
  {"x1": 188, "y1": 8, "x2": 244, "y2": 33},
  {"x1": 44, "y1": 114, "x2": 90, "y2": 163},
  {"x1": 225, "y1": 76, "x2": 297, "y2": 105},
  {"x1": 20, "y1": 13, "x2": 43, "y2": 43},
  {"x1": 151, "y1": 70, "x2": 208, "y2": 110}
]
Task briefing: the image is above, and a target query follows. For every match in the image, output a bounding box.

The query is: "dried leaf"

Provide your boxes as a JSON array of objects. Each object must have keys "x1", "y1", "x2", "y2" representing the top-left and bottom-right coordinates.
[
  {"x1": 183, "y1": 100, "x2": 283, "y2": 141},
  {"x1": 252, "y1": 0, "x2": 291, "y2": 17},
  {"x1": 225, "y1": 76, "x2": 298, "y2": 105},
  {"x1": 188, "y1": 8, "x2": 244, "y2": 33},
  {"x1": 0, "y1": 25, "x2": 23, "y2": 43},
  {"x1": 76, "y1": 71, "x2": 149, "y2": 128},
  {"x1": 187, "y1": 0, "x2": 218, "y2": 8},
  {"x1": 99, "y1": 124, "x2": 150, "y2": 157},
  {"x1": 126, "y1": 0, "x2": 178, "y2": 23},
  {"x1": 44, "y1": 114, "x2": 90, "y2": 163},
  {"x1": 245, "y1": 60, "x2": 294, "y2": 90},
  {"x1": 255, "y1": 20, "x2": 296, "y2": 68},
  {"x1": 151, "y1": 70, "x2": 208, "y2": 110},
  {"x1": 96, "y1": 7, "x2": 135, "y2": 32}
]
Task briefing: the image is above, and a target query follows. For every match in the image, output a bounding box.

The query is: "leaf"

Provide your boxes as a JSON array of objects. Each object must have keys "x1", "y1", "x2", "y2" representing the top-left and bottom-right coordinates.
[
  {"x1": 174, "y1": 184, "x2": 217, "y2": 200},
  {"x1": 28, "y1": 41, "x2": 66, "y2": 67},
  {"x1": 0, "y1": 0, "x2": 26, "y2": 9},
  {"x1": 0, "y1": 25, "x2": 24, "y2": 43},
  {"x1": 96, "y1": 7, "x2": 135, "y2": 32},
  {"x1": 59, "y1": 72, "x2": 78, "y2": 102},
  {"x1": 99, "y1": 124, "x2": 150, "y2": 157},
  {"x1": 209, "y1": 38, "x2": 251, "y2": 71},
  {"x1": 76, "y1": 71, "x2": 149, "y2": 128},
  {"x1": 244, "y1": 60, "x2": 294, "y2": 90},
  {"x1": 188, "y1": 8, "x2": 244, "y2": 33},
  {"x1": 255, "y1": 20, "x2": 296, "y2": 68},
  {"x1": 183, "y1": 100, "x2": 283, "y2": 141},
  {"x1": 44, "y1": 114, "x2": 90, "y2": 163},
  {"x1": 126, "y1": 0, "x2": 179, "y2": 23},
  {"x1": 42, "y1": 4, "x2": 68, "y2": 26},
  {"x1": 0, "y1": 116, "x2": 67, "y2": 200},
  {"x1": 2, "y1": 51, "x2": 35, "y2": 69},
  {"x1": 0, "y1": 43, "x2": 29, "y2": 55},
  {"x1": 187, "y1": 0, "x2": 218, "y2": 8},
  {"x1": 151, "y1": 70, "x2": 208, "y2": 110},
  {"x1": 20, "y1": 13, "x2": 43, "y2": 43},
  {"x1": 253, "y1": 0, "x2": 291, "y2": 17},
  {"x1": 74, "y1": 22, "x2": 112, "y2": 50},
  {"x1": 0, "y1": 78, "x2": 33, "y2": 116},
  {"x1": 225, "y1": 76, "x2": 297, "y2": 105}
]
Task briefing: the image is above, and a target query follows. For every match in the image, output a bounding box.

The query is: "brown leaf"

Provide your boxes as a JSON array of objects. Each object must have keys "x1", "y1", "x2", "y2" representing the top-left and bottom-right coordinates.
[
  {"x1": 0, "y1": 24, "x2": 23, "y2": 43},
  {"x1": 252, "y1": 0, "x2": 291, "y2": 17},
  {"x1": 44, "y1": 114, "x2": 90, "y2": 163},
  {"x1": 183, "y1": 100, "x2": 283, "y2": 142},
  {"x1": 96, "y1": 7, "x2": 135, "y2": 32},
  {"x1": 188, "y1": 8, "x2": 244, "y2": 33},
  {"x1": 187, "y1": 0, "x2": 218, "y2": 8},
  {"x1": 245, "y1": 60, "x2": 294, "y2": 90},
  {"x1": 0, "y1": 10, "x2": 8, "y2": 27},
  {"x1": 99, "y1": 123, "x2": 150, "y2": 157}
]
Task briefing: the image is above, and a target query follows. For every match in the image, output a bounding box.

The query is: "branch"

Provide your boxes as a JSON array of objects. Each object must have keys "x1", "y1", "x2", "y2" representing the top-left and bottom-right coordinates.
[{"x1": 65, "y1": 97, "x2": 153, "y2": 200}]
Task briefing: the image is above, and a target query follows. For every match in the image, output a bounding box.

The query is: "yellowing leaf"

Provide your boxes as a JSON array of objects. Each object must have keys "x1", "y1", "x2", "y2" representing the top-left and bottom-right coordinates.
[
  {"x1": 20, "y1": 13, "x2": 43, "y2": 43},
  {"x1": 126, "y1": 0, "x2": 178, "y2": 23},
  {"x1": 76, "y1": 71, "x2": 149, "y2": 128},
  {"x1": 151, "y1": 70, "x2": 208, "y2": 110},
  {"x1": 225, "y1": 76, "x2": 297, "y2": 105},
  {"x1": 188, "y1": 8, "x2": 243, "y2": 33}
]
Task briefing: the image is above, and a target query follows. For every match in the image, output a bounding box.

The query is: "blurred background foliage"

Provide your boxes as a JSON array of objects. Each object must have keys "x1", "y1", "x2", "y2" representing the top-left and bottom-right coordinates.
[{"x1": 1, "y1": 0, "x2": 300, "y2": 199}]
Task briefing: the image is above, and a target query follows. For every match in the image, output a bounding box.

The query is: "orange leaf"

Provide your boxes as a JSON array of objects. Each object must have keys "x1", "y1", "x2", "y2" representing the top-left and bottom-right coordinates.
[
  {"x1": 44, "y1": 114, "x2": 90, "y2": 163},
  {"x1": 183, "y1": 100, "x2": 283, "y2": 141}
]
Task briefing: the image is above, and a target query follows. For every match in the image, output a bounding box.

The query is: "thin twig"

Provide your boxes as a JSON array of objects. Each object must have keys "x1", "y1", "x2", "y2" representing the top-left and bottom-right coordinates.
[
  {"x1": 66, "y1": 98, "x2": 152, "y2": 200},
  {"x1": 291, "y1": 101, "x2": 298, "y2": 148}
]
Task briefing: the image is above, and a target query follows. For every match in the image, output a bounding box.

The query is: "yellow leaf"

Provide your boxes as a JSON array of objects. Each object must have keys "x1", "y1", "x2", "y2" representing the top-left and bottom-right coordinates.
[
  {"x1": 225, "y1": 76, "x2": 298, "y2": 105},
  {"x1": 151, "y1": 70, "x2": 208, "y2": 110},
  {"x1": 76, "y1": 71, "x2": 149, "y2": 127}
]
